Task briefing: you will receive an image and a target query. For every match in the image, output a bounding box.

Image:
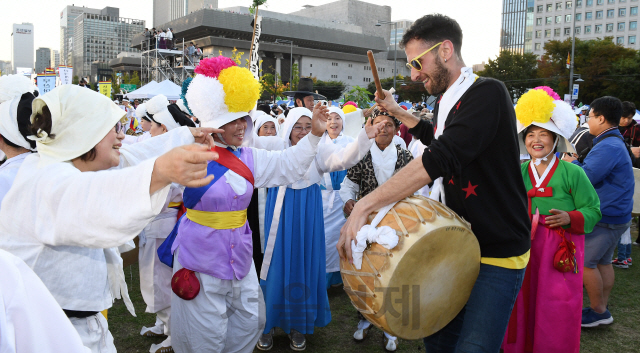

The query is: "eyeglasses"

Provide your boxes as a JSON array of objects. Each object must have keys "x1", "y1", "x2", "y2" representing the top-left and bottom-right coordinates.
[
  {"x1": 405, "y1": 42, "x2": 443, "y2": 71},
  {"x1": 292, "y1": 125, "x2": 312, "y2": 133},
  {"x1": 115, "y1": 121, "x2": 124, "y2": 134}
]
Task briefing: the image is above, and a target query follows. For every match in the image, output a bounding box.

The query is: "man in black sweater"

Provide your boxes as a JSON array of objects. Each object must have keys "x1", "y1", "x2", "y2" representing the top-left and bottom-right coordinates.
[{"x1": 338, "y1": 14, "x2": 531, "y2": 353}]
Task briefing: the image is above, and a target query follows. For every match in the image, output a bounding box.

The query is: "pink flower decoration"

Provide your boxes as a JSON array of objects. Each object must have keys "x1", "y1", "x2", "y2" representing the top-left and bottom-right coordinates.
[
  {"x1": 194, "y1": 56, "x2": 237, "y2": 79},
  {"x1": 533, "y1": 86, "x2": 561, "y2": 101},
  {"x1": 344, "y1": 101, "x2": 358, "y2": 108}
]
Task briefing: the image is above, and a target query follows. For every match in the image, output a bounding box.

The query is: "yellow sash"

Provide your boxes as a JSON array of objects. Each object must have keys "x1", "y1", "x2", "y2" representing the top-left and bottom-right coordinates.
[
  {"x1": 168, "y1": 202, "x2": 183, "y2": 208},
  {"x1": 186, "y1": 208, "x2": 247, "y2": 230}
]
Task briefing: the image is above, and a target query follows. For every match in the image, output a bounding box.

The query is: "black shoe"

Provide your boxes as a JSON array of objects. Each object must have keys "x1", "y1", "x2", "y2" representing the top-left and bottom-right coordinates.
[
  {"x1": 289, "y1": 329, "x2": 306, "y2": 351},
  {"x1": 256, "y1": 329, "x2": 274, "y2": 351}
]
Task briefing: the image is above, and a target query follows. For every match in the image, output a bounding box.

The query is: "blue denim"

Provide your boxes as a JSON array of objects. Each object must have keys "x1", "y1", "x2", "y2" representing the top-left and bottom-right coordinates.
[
  {"x1": 616, "y1": 239, "x2": 632, "y2": 261},
  {"x1": 423, "y1": 264, "x2": 526, "y2": 353}
]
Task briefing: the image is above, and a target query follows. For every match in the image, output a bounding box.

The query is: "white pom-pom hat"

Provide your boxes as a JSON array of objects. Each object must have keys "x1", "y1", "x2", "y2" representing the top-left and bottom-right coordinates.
[
  {"x1": 0, "y1": 74, "x2": 37, "y2": 104},
  {"x1": 185, "y1": 56, "x2": 262, "y2": 141},
  {"x1": 515, "y1": 87, "x2": 578, "y2": 154},
  {"x1": 146, "y1": 94, "x2": 180, "y2": 131}
]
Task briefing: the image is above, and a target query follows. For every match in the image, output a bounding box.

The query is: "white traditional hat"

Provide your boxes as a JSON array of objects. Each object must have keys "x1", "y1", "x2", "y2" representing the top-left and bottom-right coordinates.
[
  {"x1": 280, "y1": 107, "x2": 312, "y2": 144},
  {"x1": 30, "y1": 85, "x2": 125, "y2": 166},
  {"x1": 515, "y1": 86, "x2": 578, "y2": 155},
  {"x1": 185, "y1": 56, "x2": 261, "y2": 138},
  {"x1": 176, "y1": 99, "x2": 191, "y2": 115},
  {"x1": 253, "y1": 111, "x2": 281, "y2": 137},
  {"x1": 135, "y1": 103, "x2": 149, "y2": 120},
  {"x1": 145, "y1": 94, "x2": 180, "y2": 131},
  {"x1": 0, "y1": 74, "x2": 38, "y2": 150}
]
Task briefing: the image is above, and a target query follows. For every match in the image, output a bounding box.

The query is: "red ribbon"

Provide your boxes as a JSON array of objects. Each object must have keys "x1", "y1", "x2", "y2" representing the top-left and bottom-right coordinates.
[{"x1": 212, "y1": 146, "x2": 255, "y2": 187}]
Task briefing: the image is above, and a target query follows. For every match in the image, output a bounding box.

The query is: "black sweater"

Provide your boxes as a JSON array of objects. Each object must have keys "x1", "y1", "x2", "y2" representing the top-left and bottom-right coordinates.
[{"x1": 409, "y1": 77, "x2": 531, "y2": 259}]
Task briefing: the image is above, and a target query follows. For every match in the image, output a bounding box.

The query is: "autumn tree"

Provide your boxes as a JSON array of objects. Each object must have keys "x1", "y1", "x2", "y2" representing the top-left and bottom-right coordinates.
[{"x1": 477, "y1": 50, "x2": 539, "y2": 102}]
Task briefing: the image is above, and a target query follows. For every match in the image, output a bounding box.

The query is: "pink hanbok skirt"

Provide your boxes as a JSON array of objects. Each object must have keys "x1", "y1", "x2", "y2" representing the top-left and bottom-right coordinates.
[{"x1": 503, "y1": 215, "x2": 584, "y2": 353}]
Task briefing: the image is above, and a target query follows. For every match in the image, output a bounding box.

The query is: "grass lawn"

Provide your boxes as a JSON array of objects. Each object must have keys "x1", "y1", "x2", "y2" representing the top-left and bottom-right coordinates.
[{"x1": 110, "y1": 230, "x2": 640, "y2": 352}]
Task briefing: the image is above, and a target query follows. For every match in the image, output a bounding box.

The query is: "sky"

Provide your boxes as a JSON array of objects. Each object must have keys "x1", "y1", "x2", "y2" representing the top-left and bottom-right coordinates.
[{"x1": 0, "y1": 0, "x2": 502, "y2": 66}]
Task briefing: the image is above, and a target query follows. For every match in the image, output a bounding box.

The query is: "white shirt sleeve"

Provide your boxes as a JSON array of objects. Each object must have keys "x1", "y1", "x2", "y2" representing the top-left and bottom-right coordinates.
[
  {"x1": 314, "y1": 128, "x2": 373, "y2": 174},
  {"x1": 25, "y1": 158, "x2": 169, "y2": 248},
  {"x1": 253, "y1": 133, "x2": 321, "y2": 189},
  {"x1": 339, "y1": 178, "x2": 359, "y2": 204},
  {"x1": 118, "y1": 126, "x2": 194, "y2": 167},
  {"x1": 0, "y1": 249, "x2": 91, "y2": 353},
  {"x1": 244, "y1": 135, "x2": 286, "y2": 151}
]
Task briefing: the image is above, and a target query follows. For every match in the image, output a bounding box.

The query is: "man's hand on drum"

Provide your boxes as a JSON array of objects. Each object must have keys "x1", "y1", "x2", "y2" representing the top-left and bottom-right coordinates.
[
  {"x1": 338, "y1": 199, "x2": 369, "y2": 263},
  {"x1": 343, "y1": 199, "x2": 356, "y2": 217}
]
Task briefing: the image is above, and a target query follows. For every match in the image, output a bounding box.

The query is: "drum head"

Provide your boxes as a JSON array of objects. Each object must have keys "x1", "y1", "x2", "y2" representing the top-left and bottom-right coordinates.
[{"x1": 384, "y1": 224, "x2": 480, "y2": 339}]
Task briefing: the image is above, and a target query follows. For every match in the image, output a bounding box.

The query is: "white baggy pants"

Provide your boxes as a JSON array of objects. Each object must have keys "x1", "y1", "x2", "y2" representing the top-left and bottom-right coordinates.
[
  {"x1": 69, "y1": 313, "x2": 116, "y2": 353},
  {"x1": 171, "y1": 250, "x2": 266, "y2": 353}
]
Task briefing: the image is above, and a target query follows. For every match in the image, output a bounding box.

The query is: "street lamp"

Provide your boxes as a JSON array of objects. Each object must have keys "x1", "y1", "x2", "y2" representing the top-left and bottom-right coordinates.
[
  {"x1": 573, "y1": 74, "x2": 584, "y2": 82},
  {"x1": 568, "y1": 0, "x2": 578, "y2": 103},
  {"x1": 275, "y1": 39, "x2": 294, "y2": 88},
  {"x1": 376, "y1": 20, "x2": 398, "y2": 91}
]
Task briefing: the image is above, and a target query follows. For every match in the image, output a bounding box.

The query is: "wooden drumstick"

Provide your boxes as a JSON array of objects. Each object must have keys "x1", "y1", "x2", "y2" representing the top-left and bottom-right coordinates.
[{"x1": 367, "y1": 50, "x2": 385, "y2": 100}]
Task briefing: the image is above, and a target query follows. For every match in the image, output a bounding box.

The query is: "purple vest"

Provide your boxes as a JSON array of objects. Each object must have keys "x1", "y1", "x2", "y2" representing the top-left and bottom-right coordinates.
[{"x1": 172, "y1": 147, "x2": 255, "y2": 280}]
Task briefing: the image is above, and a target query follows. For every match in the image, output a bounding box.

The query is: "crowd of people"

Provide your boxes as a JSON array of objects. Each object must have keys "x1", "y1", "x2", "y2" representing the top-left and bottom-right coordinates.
[{"x1": 0, "y1": 13, "x2": 637, "y2": 353}]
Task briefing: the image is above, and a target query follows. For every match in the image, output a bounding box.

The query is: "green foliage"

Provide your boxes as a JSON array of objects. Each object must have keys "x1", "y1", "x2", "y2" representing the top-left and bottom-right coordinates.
[
  {"x1": 314, "y1": 80, "x2": 347, "y2": 101},
  {"x1": 72, "y1": 75, "x2": 79, "y2": 84},
  {"x1": 290, "y1": 63, "x2": 300, "y2": 91},
  {"x1": 538, "y1": 37, "x2": 637, "y2": 104},
  {"x1": 130, "y1": 71, "x2": 141, "y2": 87},
  {"x1": 601, "y1": 52, "x2": 640, "y2": 106},
  {"x1": 260, "y1": 72, "x2": 289, "y2": 101},
  {"x1": 123, "y1": 72, "x2": 131, "y2": 85},
  {"x1": 249, "y1": 0, "x2": 267, "y2": 15},
  {"x1": 477, "y1": 50, "x2": 539, "y2": 102},
  {"x1": 366, "y1": 75, "x2": 402, "y2": 100},
  {"x1": 344, "y1": 86, "x2": 373, "y2": 109}
]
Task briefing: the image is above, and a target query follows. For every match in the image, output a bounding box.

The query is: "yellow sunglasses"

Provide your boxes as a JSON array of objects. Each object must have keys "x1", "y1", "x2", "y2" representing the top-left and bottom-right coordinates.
[{"x1": 406, "y1": 42, "x2": 443, "y2": 71}]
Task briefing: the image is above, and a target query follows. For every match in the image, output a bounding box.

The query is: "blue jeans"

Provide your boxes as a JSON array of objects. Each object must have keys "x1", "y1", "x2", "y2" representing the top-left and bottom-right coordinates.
[
  {"x1": 423, "y1": 264, "x2": 526, "y2": 353},
  {"x1": 617, "y1": 239, "x2": 632, "y2": 261}
]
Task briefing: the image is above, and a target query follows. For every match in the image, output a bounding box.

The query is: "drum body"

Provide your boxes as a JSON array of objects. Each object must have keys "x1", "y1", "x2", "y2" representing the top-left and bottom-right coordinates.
[
  {"x1": 633, "y1": 168, "x2": 640, "y2": 216},
  {"x1": 340, "y1": 196, "x2": 480, "y2": 340}
]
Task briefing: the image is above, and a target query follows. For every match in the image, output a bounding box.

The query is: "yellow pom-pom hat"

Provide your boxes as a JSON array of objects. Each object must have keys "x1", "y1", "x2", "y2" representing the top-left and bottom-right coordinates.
[
  {"x1": 185, "y1": 56, "x2": 261, "y2": 134},
  {"x1": 515, "y1": 86, "x2": 578, "y2": 154}
]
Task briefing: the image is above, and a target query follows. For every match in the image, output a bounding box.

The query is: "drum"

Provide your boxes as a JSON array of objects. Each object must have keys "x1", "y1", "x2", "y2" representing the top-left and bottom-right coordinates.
[
  {"x1": 340, "y1": 196, "x2": 480, "y2": 340},
  {"x1": 633, "y1": 168, "x2": 640, "y2": 216}
]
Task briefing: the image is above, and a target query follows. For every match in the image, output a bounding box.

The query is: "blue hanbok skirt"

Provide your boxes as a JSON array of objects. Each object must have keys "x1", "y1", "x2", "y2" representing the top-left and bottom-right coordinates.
[{"x1": 261, "y1": 184, "x2": 331, "y2": 334}]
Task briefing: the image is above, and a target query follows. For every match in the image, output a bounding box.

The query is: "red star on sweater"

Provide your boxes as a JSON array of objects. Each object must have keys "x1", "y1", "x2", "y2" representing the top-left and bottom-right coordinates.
[{"x1": 461, "y1": 181, "x2": 478, "y2": 199}]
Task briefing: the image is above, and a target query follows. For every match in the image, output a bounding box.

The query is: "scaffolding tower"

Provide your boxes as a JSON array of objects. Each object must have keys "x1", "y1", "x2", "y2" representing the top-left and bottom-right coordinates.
[{"x1": 141, "y1": 38, "x2": 195, "y2": 85}]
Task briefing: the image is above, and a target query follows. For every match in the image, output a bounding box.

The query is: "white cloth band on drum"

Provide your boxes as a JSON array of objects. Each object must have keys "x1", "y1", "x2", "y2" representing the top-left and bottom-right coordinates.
[{"x1": 351, "y1": 201, "x2": 399, "y2": 269}]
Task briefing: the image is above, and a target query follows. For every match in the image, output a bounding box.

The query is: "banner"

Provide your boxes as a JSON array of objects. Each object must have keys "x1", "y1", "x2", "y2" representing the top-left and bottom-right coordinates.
[
  {"x1": 59, "y1": 66, "x2": 73, "y2": 85},
  {"x1": 36, "y1": 74, "x2": 56, "y2": 94},
  {"x1": 99, "y1": 81, "x2": 112, "y2": 98},
  {"x1": 249, "y1": 15, "x2": 262, "y2": 81},
  {"x1": 120, "y1": 84, "x2": 137, "y2": 92}
]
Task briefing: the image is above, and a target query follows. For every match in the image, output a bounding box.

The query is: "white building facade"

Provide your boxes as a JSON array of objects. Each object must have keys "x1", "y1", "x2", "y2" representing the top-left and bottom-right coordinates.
[
  {"x1": 531, "y1": 0, "x2": 639, "y2": 55},
  {"x1": 11, "y1": 23, "x2": 34, "y2": 74}
]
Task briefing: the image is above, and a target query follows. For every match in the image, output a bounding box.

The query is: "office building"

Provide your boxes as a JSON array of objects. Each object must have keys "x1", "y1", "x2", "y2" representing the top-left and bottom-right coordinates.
[
  {"x1": 132, "y1": 0, "x2": 412, "y2": 91},
  {"x1": 389, "y1": 20, "x2": 414, "y2": 50},
  {"x1": 500, "y1": 0, "x2": 535, "y2": 53},
  {"x1": 531, "y1": 0, "x2": 640, "y2": 56},
  {"x1": 35, "y1": 47, "x2": 52, "y2": 74},
  {"x1": 11, "y1": 23, "x2": 34, "y2": 74},
  {"x1": 72, "y1": 7, "x2": 144, "y2": 78},
  {"x1": 60, "y1": 5, "x2": 102, "y2": 66},
  {"x1": 472, "y1": 61, "x2": 487, "y2": 72},
  {"x1": 153, "y1": 0, "x2": 218, "y2": 27},
  {"x1": 0, "y1": 61, "x2": 12, "y2": 76},
  {"x1": 51, "y1": 49, "x2": 60, "y2": 68}
]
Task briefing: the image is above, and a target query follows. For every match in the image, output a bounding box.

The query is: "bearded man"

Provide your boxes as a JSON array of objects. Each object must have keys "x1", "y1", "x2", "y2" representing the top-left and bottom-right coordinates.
[{"x1": 338, "y1": 14, "x2": 531, "y2": 353}]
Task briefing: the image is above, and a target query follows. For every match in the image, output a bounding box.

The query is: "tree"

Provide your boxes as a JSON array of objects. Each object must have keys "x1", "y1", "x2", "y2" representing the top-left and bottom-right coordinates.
[
  {"x1": 601, "y1": 52, "x2": 640, "y2": 106},
  {"x1": 366, "y1": 75, "x2": 402, "y2": 100},
  {"x1": 260, "y1": 72, "x2": 289, "y2": 101},
  {"x1": 130, "y1": 71, "x2": 141, "y2": 87},
  {"x1": 537, "y1": 37, "x2": 637, "y2": 103},
  {"x1": 314, "y1": 80, "x2": 346, "y2": 101},
  {"x1": 72, "y1": 75, "x2": 79, "y2": 84},
  {"x1": 477, "y1": 50, "x2": 539, "y2": 102},
  {"x1": 397, "y1": 82, "x2": 429, "y2": 103},
  {"x1": 344, "y1": 86, "x2": 372, "y2": 109},
  {"x1": 290, "y1": 63, "x2": 300, "y2": 91},
  {"x1": 123, "y1": 72, "x2": 131, "y2": 85}
]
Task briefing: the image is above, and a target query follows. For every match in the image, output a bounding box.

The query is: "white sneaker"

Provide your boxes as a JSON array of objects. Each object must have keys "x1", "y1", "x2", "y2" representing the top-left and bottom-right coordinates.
[
  {"x1": 150, "y1": 336, "x2": 173, "y2": 353},
  {"x1": 353, "y1": 320, "x2": 372, "y2": 341},
  {"x1": 383, "y1": 333, "x2": 398, "y2": 352}
]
